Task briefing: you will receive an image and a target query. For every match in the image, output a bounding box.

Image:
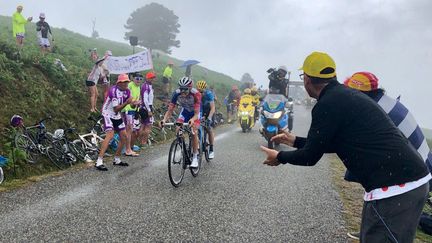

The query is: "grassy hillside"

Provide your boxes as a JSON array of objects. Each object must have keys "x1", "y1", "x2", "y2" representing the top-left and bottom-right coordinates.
[
  {"x1": 0, "y1": 15, "x2": 238, "y2": 180},
  {"x1": 423, "y1": 128, "x2": 432, "y2": 139}
]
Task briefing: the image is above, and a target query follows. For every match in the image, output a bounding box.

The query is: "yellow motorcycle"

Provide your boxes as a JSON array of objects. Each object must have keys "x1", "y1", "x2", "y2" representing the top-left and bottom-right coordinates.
[{"x1": 238, "y1": 96, "x2": 255, "y2": 133}]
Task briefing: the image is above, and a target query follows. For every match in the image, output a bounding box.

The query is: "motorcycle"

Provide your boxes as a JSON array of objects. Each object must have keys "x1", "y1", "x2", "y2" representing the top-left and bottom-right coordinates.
[
  {"x1": 260, "y1": 94, "x2": 290, "y2": 149},
  {"x1": 238, "y1": 97, "x2": 255, "y2": 132},
  {"x1": 286, "y1": 97, "x2": 294, "y2": 132}
]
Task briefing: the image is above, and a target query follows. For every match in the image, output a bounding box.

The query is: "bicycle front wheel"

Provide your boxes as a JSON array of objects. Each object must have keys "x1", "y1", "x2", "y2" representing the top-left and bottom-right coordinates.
[
  {"x1": 67, "y1": 141, "x2": 86, "y2": 163},
  {"x1": 14, "y1": 133, "x2": 40, "y2": 164},
  {"x1": 168, "y1": 139, "x2": 185, "y2": 187},
  {"x1": 0, "y1": 167, "x2": 4, "y2": 184},
  {"x1": 190, "y1": 133, "x2": 202, "y2": 177},
  {"x1": 46, "y1": 144, "x2": 71, "y2": 170}
]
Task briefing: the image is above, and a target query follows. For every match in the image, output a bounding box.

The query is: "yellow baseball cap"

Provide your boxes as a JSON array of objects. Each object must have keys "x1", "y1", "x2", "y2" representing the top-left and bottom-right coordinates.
[{"x1": 299, "y1": 52, "x2": 336, "y2": 79}]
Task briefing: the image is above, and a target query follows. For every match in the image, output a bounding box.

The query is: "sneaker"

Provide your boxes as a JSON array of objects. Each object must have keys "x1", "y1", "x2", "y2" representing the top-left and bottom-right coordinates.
[
  {"x1": 96, "y1": 164, "x2": 108, "y2": 171},
  {"x1": 208, "y1": 151, "x2": 215, "y2": 159},
  {"x1": 84, "y1": 154, "x2": 94, "y2": 163},
  {"x1": 190, "y1": 156, "x2": 199, "y2": 168},
  {"x1": 347, "y1": 232, "x2": 360, "y2": 240},
  {"x1": 113, "y1": 161, "x2": 129, "y2": 166}
]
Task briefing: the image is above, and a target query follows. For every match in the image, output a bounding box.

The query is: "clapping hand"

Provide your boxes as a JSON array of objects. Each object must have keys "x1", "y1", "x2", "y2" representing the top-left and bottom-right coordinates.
[
  {"x1": 260, "y1": 146, "x2": 280, "y2": 166},
  {"x1": 270, "y1": 131, "x2": 296, "y2": 147}
]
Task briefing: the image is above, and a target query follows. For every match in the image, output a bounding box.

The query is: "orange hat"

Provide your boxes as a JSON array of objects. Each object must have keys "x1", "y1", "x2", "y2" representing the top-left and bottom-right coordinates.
[
  {"x1": 146, "y1": 71, "x2": 156, "y2": 79},
  {"x1": 116, "y1": 73, "x2": 130, "y2": 83},
  {"x1": 344, "y1": 72, "x2": 378, "y2": 91}
]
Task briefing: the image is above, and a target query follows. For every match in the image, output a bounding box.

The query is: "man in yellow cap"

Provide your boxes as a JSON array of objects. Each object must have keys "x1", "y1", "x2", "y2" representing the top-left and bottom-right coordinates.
[
  {"x1": 12, "y1": 5, "x2": 32, "y2": 50},
  {"x1": 261, "y1": 51, "x2": 430, "y2": 242}
]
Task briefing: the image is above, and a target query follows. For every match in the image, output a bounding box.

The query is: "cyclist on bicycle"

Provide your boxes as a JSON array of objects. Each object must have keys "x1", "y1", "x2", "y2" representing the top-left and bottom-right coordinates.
[
  {"x1": 160, "y1": 77, "x2": 202, "y2": 168},
  {"x1": 96, "y1": 74, "x2": 139, "y2": 171},
  {"x1": 196, "y1": 80, "x2": 215, "y2": 159}
]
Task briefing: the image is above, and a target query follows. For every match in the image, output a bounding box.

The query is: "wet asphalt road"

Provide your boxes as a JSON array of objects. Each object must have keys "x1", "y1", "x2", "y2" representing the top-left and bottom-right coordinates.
[{"x1": 0, "y1": 105, "x2": 347, "y2": 242}]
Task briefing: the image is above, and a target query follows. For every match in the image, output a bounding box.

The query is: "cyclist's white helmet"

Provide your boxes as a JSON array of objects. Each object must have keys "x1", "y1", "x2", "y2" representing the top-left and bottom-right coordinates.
[
  {"x1": 178, "y1": 76, "x2": 193, "y2": 88},
  {"x1": 278, "y1": 65, "x2": 288, "y2": 73}
]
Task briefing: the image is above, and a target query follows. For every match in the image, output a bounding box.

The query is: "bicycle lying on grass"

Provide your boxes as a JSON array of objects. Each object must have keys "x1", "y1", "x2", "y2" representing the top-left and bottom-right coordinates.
[{"x1": 13, "y1": 117, "x2": 71, "y2": 169}]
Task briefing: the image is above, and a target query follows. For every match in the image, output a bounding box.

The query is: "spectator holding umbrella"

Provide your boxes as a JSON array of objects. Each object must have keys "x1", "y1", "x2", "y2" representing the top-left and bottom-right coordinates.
[{"x1": 12, "y1": 5, "x2": 32, "y2": 51}]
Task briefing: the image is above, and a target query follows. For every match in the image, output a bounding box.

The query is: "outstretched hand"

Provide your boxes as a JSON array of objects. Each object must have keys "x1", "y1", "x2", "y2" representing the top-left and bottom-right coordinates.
[
  {"x1": 270, "y1": 131, "x2": 296, "y2": 147},
  {"x1": 260, "y1": 146, "x2": 280, "y2": 166}
]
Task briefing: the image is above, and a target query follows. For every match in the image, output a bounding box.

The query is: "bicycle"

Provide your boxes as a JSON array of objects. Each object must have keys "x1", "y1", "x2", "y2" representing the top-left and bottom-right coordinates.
[
  {"x1": 0, "y1": 156, "x2": 7, "y2": 185},
  {"x1": 69, "y1": 126, "x2": 104, "y2": 161},
  {"x1": 14, "y1": 117, "x2": 69, "y2": 169},
  {"x1": 200, "y1": 118, "x2": 213, "y2": 163},
  {"x1": 53, "y1": 128, "x2": 88, "y2": 164},
  {"x1": 165, "y1": 122, "x2": 203, "y2": 187}
]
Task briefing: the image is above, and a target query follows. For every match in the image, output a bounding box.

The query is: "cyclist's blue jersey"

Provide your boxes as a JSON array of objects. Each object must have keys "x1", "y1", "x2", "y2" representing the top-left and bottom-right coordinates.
[{"x1": 201, "y1": 89, "x2": 214, "y2": 112}]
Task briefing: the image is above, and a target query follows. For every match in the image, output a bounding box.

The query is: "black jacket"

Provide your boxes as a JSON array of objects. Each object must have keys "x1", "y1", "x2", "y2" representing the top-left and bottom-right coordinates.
[{"x1": 277, "y1": 81, "x2": 428, "y2": 192}]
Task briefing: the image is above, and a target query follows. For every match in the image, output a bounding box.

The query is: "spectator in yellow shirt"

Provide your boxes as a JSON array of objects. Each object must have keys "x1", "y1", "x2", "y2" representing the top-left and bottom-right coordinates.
[
  {"x1": 162, "y1": 61, "x2": 174, "y2": 98},
  {"x1": 12, "y1": 5, "x2": 32, "y2": 50}
]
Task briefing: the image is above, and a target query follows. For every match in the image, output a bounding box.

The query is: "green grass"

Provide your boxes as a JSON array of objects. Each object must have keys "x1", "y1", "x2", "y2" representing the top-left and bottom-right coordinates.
[
  {"x1": 0, "y1": 14, "x2": 239, "y2": 184},
  {"x1": 423, "y1": 128, "x2": 432, "y2": 139}
]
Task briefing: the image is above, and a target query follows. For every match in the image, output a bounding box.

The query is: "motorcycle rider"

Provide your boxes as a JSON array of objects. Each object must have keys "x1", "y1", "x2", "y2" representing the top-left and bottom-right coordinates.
[
  {"x1": 268, "y1": 65, "x2": 289, "y2": 98},
  {"x1": 251, "y1": 86, "x2": 261, "y2": 121},
  {"x1": 226, "y1": 85, "x2": 241, "y2": 123},
  {"x1": 196, "y1": 80, "x2": 216, "y2": 159}
]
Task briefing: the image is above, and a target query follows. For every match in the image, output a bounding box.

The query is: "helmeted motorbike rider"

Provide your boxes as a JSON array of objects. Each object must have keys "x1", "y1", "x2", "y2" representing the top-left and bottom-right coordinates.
[
  {"x1": 251, "y1": 86, "x2": 261, "y2": 121},
  {"x1": 268, "y1": 65, "x2": 289, "y2": 98},
  {"x1": 226, "y1": 85, "x2": 241, "y2": 123}
]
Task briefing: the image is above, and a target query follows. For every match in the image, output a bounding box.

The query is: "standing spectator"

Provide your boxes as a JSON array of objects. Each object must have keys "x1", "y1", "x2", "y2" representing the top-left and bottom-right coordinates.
[
  {"x1": 86, "y1": 57, "x2": 105, "y2": 113},
  {"x1": 122, "y1": 72, "x2": 142, "y2": 156},
  {"x1": 100, "y1": 50, "x2": 112, "y2": 98},
  {"x1": 344, "y1": 71, "x2": 432, "y2": 240},
  {"x1": 162, "y1": 61, "x2": 174, "y2": 98},
  {"x1": 96, "y1": 74, "x2": 139, "y2": 171},
  {"x1": 12, "y1": 5, "x2": 32, "y2": 51},
  {"x1": 138, "y1": 72, "x2": 156, "y2": 146},
  {"x1": 36, "y1": 13, "x2": 53, "y2": 54},
  {"x1": 90, "y1": 48, "x2": 98, "y2": 61},
  {"x1": 261, "y1": 52, "x2": 430, "y2": 243}
]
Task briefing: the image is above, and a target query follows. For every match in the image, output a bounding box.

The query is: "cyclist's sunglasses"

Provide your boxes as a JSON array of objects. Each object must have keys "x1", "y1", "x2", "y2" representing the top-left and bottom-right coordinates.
[{"x1": 134, "y1": 77, "x2": 143, "y2": 81}]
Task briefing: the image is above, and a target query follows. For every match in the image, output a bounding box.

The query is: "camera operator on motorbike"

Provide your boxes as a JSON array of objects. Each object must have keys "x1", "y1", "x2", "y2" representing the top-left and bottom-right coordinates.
[
  {"x1": 268, "y1": 65, "x2": 290, "y2": 98},
  {"x1": 196, "y1": 80, "x2": 215, "y2": 159},
  {"x1": 160, "y1": 77, "x2": 202, "y2": 168}
]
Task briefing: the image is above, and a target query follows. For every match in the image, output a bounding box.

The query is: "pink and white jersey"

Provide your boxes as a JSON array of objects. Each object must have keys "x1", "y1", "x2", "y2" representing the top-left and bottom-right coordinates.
[{"x1": 102, "y1": 85, "x2": 130, "y2": 119}]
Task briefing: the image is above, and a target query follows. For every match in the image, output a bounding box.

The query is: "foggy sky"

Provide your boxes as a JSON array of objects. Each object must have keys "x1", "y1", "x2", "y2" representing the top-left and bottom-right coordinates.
[{"x1": 2, "y1": 0, "x2": 432, "y2": 128}]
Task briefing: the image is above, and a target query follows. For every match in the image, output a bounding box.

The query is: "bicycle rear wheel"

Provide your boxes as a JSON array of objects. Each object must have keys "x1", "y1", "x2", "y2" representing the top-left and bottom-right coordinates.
[
  {"x1": 203, "y1": 127, "x2": 210, "y2": 163},
  {"x1": 168, "y1": 138, "x2": 185, "y2": 187}
]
